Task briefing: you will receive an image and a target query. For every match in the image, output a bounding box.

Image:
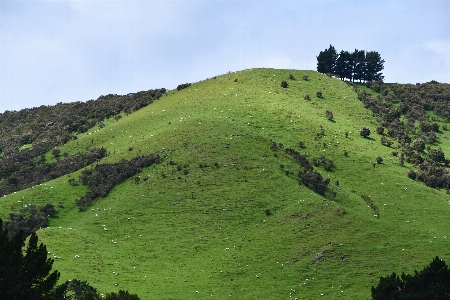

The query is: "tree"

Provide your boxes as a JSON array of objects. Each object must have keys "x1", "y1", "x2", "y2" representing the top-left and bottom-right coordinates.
[
  {"x1": 0, "y1": 219, "x2": 61, "y2": 300},
  {"x1": 352, "y1": 49, "x2": 366, "y2": 82},
  {"x1": 359, "y1": 127, "x2": 371, "y2": 138},
  {"x1": 316, "y1": 45, "x2": 338, "y2": 74},
  {"x1": 371, "y1": 256, "x2": 450, "y2": 299},
  {"x1": 366, "y1": 51, "x2": 385, "y2": 81}
]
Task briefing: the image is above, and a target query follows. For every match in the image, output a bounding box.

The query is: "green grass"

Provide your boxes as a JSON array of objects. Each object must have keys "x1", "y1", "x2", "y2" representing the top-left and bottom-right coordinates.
[{"x1": 1, "y1": 68, "x2": 449, "y2": 299}]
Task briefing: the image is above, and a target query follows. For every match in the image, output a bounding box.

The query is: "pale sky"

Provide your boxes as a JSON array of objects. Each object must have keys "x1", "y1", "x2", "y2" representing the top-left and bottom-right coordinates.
[{"x1": 1, "y1": 0, "x2": 449, "y2": 112}]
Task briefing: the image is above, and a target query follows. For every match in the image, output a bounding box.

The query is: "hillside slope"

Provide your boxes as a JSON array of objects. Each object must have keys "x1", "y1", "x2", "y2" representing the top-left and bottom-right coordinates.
[{"x1": 1, "y1": 68, "x2": 449, "y2": 299}]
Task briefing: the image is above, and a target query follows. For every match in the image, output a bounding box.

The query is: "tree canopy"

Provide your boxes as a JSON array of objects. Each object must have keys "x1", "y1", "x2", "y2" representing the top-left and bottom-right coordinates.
[
  {"x1": 317, "y1": 45, "x2": 385, "y2": 82},
  {"x1": 0, "y1": 219, "x2": 60, "y2": 300},
  {"x1": 371, "y1": 256, "x2": 450, "y2": 299}
]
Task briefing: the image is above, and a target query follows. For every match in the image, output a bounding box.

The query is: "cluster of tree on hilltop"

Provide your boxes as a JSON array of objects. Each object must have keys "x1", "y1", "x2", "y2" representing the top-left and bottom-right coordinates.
[
  {"x1": 317, "y1": 45, "x2": 384, "y2": 82},
  {"x1": 353, "y1": 80, "x2": 450, "y2": 190}
]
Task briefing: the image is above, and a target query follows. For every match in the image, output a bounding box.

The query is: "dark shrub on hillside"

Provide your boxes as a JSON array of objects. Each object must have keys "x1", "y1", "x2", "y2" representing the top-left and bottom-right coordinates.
[
  {"x1": 380, "y1": 136, "x2": 393, "y2": 147},
  {"x1": 326, "y1": 110, "x2": 333, "y2": 120},
  {"x1": 4, "y1": 204, "x2": 55, "y2": 238},
  {"x1": 302, "y1": 75, "x2": 309, "y2": 81},
  {"x1": 0, "y1": 147, "x2": 108, "y2": 197},
  {"x1": 376, "y1": 127, "x2": 384, "y2": 135},
  {"x1": 299, "y1": 171, "x2": 330, "y2": 195},
  {"x1": 413, "y1": 138, "x2": 426, "y2": 152},
  {"x1": 76, "y1": 154, "x2": 161, "y2": 211},
  {"x1": 316, "y1": 91, "x2": 323, "y2": 98},
  {"x1": 304, "y1": 94, "x2": 310, "y2": 100},
  {"x1": 289, "y1": 74, "x2": 295, "y2": 80},
  {"x1": 376, "y1": 156, "x2": 383, "y2": 164},
  {"x1": 176, "y1": 83, "x2": 191, "y2": 91},
  {"x1": 281, "y1": 80, "x2": 288, "y2": 88},
  {"x1": 359, "y1": 127, "x2": 371, "y2": 138},
  {"x1": 407, "y1": 169, "x2": 417, "y2": 180},
  {"x1": 427, "y1": 131, "x2": 436, "y2": 144}
]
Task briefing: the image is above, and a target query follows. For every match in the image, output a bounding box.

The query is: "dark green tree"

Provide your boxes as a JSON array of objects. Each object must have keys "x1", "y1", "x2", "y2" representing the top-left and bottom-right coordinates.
[
  {"x1": 359, "y1": 127, "x2": 371, "y2": 138},
  {"x1": 335, "y1": 50, "x2": 353, "y2": 81},
  {"x1": 0, "y1": 219, "x2": 61, "y2": 300},
  {"x1": 366, "y1": 51, "x2": 385, "y2": 81},
  {"x1": 316, "y1": 45, "x2": 338, "y2": 74},
  {"x1": 371, "y1": 256, "x2": 450, "y2": 299}
]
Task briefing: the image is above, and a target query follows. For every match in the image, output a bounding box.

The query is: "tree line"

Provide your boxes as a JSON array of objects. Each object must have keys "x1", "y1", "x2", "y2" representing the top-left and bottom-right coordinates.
[{"x1": 317, "y1": 45, "x2": 385, "y2": 82}]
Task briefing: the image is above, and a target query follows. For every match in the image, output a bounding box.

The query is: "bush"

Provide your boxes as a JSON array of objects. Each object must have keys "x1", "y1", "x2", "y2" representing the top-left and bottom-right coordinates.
[
  {"x1": 302, "y1": 75, "x2": 309, "y2": 81},
  {"x1": 289, "y1": 74, "x2": 295, "y2": 80},
  {"x1": 176, "y1": 83, "x2": 191, "y2": 91},
  {"x1": 304, "y1": 94, "x2": 310, "y2": 100},
  {"x1": 376, "y1": 156, "x2": 383, "y2": 164},
  {"x1": 325, "y1": 110, "x2": 334, "y2": 120},
  {"x1": 316, "y1": 91, "x2": 323, "y2": 98},
  {"x1": 413, "y1": 138, "x2": 426, "y2": 152},
  {"x1": 359, "y1": 127, "x2": 371, "y2": 138},
  {"x1": 429, "y1": 148, "x2": 445, "y2": 163},
  {"x1": 376, "y1": 127, "x2": 384, "y2": 135},
  {"x1": 280, "y1": 80, "x2": 288, "y2": 88},
  {"x1": 407, "y1": 169, "x2": 417, "y2": 180}
]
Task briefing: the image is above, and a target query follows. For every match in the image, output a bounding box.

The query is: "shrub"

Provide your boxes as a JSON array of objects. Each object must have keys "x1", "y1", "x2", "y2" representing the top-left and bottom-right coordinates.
[
  {"x1": 302, "y1": 75, "x2": 309, "y2": 81},
  {"x1": 316, "y1": 91, "x2": 323, "y2": 98},
  {"x1": 376, "y1": 156, "x2": 383, "y2": 164},
  {"x1": 176, "y1": 83, "x2": 191, "y2": 91},
  {"x1": 289, "y1": 74, "x2": 295, "y2": 80},
  {"x1": 325, "y1": 110, "x2": 334, "y2": 120},
  {"x1": 281, "y1": 80, "x2": 288, "y2": 88},
  {"x1": 304, "y1": 94, "x2": 310, "y2": 100},
  {"x1": 413, "y1": 138, "x2": 426, "y2": 152},
  {"x1": 52, "y1": 148, "x2": 61, "y2": 158},
  {"x1": 359, "y1": 127, "x2": 371, "y2": 138}
]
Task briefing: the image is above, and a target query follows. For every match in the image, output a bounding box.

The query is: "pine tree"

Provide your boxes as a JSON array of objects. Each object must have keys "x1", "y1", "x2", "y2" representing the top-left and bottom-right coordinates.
[
  {"x1": 0, "y1": 219, "x2": 61, "y2": 300},
  {"x1": 316, "y1": 45, "x2": 338, "y2": 74},
  {"x1": 366, "y1": 51, "x2": 385, "y2": 81}
]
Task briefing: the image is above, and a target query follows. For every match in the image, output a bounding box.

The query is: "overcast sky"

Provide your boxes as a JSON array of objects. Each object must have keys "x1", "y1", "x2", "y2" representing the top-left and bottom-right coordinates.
[{"x1": 1, "y1": 0, "x2": 449, "y2": 113}]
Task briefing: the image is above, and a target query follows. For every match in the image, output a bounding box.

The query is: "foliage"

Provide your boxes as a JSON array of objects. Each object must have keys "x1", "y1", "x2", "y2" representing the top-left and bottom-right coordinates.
[
  {"x1": 0, "y1": 147, "x2": 107, "y2": 196},
  {"x1": 76, "y1": 154, "x2": 161, "y2": 211},
  {"x1": 316, "y1": 45, "x2": 338, "y2": 74},
  {"x1": 280, "y1": 80, "x2": 288, "y2": 88},
  {"x1": 359, "y1": 127, "x2": 371, "y2": 138},
  {"x1": 317, "y1": 45, "x2": 384, "y2": 82},
  {"x1": 325, "y1": 110, "x2": 334, "y2": 121},
  {"x1": 176, "y1": 83, "x2": 191, "y2": 91},
  {"x1": 5, "y1": 204, "x2": 56, "y2": 238},
  {"x1": 104, "y1": 290, "x2": 140, "y2": 300},
  {"x1": 371, "y1": 256, "x2": 450, "y2": 299},
  {"x1": 0, "y1": 219, "x2": 61, "y2": 300}
]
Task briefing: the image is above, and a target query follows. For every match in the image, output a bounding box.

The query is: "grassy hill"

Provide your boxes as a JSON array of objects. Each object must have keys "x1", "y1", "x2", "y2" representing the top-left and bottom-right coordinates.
[{"x1": 1, "y1": 68, "x2": 449, "y2": 299}]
